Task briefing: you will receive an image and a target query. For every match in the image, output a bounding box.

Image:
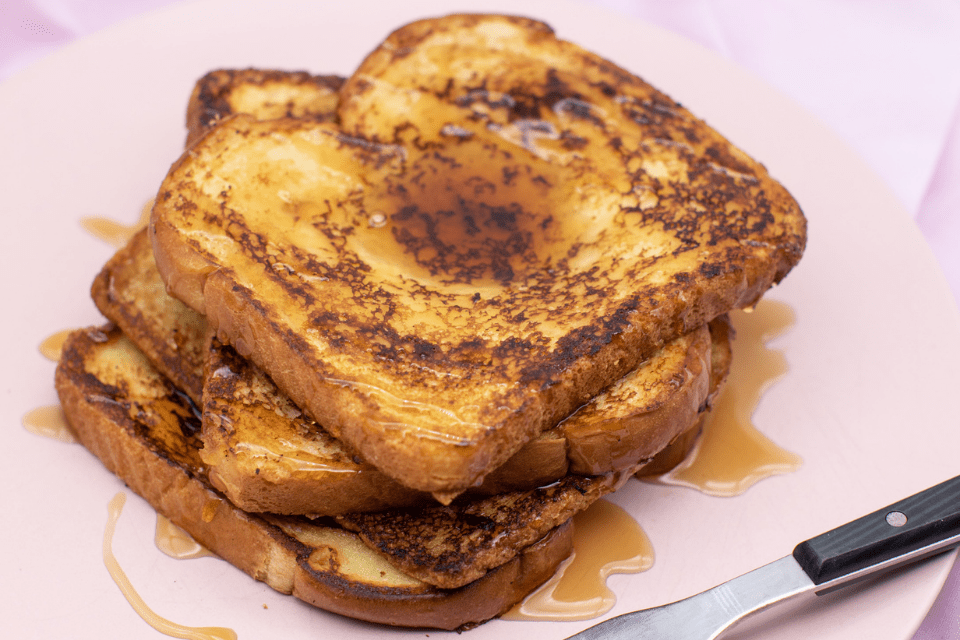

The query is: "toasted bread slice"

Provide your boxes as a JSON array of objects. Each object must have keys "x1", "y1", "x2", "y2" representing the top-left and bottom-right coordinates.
[
  {"x1": 151, "y1": 15, "x2": 804, "y2": 497},
  {"x1": 337, "y1": 471, "x2": 629, "y2": 589},
  {"x1": 185, "y1": 68, "x2": 343, "y2": 147},
  {"x1": 95, "y1": 228, "x2": 720, "y2": 514},
  {"x1": 635, "y1": 315, "x2": 732, "y2": 477},
  {"x1": 54, "y1": 325, "x2": 573, "y2": 630},
  {"x1": 91, "y1": 67, "x2": 343, "y2": 404},
  {"x1": 91, "y1": 228, "x2": 207, "y2": 403},
  {"x1": 203, "y1": 322, "x2": 713, "y2": 515},
  {"x1": 201, "y1": 331, "x2": 432, "y2": 514},
  {"x1": 557, "y1": 321, "x2": 713, "y2": 476}
]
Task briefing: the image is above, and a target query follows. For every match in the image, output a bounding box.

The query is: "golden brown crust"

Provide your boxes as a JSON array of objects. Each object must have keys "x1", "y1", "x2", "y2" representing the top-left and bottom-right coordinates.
[
  {"x1": 104, "y1": 225, "x2": 717, "y2": 514},
  {"x1": 706, "y1": 314, "x2": 735, "y2": 400},
  {"x1": 635, "y1": 315, "x2": 732, "y2": 477},
  {"x1": 202, "y1": 332, "x2": 433, "y2": 515},
  {"x1": 292, "y1": 521, "x2": 573, "y2": 630},
  {"x1": 54, "y1": 325, "x2": 573, "y2": 630},
  {"x1": 337, "y1": 472, "x2": 628, "y2": 589},
  {"x1": 54, "y1": 326, "x2": 303, "y2": 591},
  {"x1": 559, "y1": 324, "x2": 711, "y2": 475},
  {"x1": 202, "y1": 320, "x2": 715, "y2": 514},
  {"x1": 185, "y1": 68, "x2": 344, "y2": 147},
  {"x1": 635, "y1": 416, "x2": 705, "y2": 477},
  {"x1": 91, "y1": 229, "x2": 207, "y2": 403},
  {"x1": 152, "y1": 15, "x2": 805, "y2": 496}
]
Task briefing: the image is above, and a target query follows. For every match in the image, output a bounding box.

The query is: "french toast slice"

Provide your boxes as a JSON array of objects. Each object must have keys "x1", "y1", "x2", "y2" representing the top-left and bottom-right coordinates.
[
  {"x1": 185, "y1": 68, "x2": 343, "y2": 147},
  {"x1": 54, "y1": 324, "x2": 574, "y2": 630},
  {"x1": 201, "y1": 330, "x2": 432, "y2": 514},
  {"x1": 92, "y1": 67, "x2": 344, "y2": 403},
  {"x1": 151, "y1": 15, "x2": 805, "y2": 497},
  {"x1": 95, "y1": 68, "x2": 722, "y2": 514},
  {"x1": 336, "y1": 471, "x2": 629, "y2": 589},
  {"x1": 96, "y1": 228, "x2": 722, "y2": 515},
  {"x1": 204, "y1": 324, "x2": 712, "y2": 515},
  {"x1": 91, "y1": 228, "x2": 207, "y2": 403}
]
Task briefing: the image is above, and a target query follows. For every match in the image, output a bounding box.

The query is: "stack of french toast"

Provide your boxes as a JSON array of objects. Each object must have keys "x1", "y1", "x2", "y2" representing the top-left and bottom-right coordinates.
[{"x1": 54, "y1": 14, "x2": 806, "y2": 631}]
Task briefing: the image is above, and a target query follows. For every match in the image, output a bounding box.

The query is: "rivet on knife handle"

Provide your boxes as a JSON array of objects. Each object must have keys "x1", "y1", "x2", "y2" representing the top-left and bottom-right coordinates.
[{"x1": 793, "y1": 474, "x2": 960, "y2": 586}]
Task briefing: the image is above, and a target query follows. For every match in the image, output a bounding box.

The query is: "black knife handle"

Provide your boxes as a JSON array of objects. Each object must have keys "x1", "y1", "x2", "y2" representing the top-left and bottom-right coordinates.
[{"x1": 793, "y1": 475, "x2": 960, "y2": 585}]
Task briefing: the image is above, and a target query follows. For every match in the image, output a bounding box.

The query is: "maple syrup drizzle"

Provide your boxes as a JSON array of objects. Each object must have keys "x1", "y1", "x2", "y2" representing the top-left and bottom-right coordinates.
[
  {"x1": 81, "y1": 198, "x2": 153, "y2": 248},
  {"x1": 104, "y1": 493, "x2": 237, "y2": 640},
  {"x1": 22, "y1": 405, "x2": 77, "y2": 443},
  {"x1": 39, "y1": 329, "x2": 73, "y2": 361},
  {"x1": 155, "y1": 515, "x2": 216, "y2": 560},
  {"x1": 25, "y1": 332, "x2": 77, "y2": 441},
  {"x1": 503, "y1": 498, "x2": 653, "y2": 621},
  {"x1": 651, "y1": 299, "x2": 802, "y2": 496}
]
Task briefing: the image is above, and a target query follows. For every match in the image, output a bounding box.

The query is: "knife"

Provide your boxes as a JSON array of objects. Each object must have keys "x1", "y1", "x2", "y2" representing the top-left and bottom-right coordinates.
[{"x1": 568, "y1": 474, "x2": 960, "y2": 639}]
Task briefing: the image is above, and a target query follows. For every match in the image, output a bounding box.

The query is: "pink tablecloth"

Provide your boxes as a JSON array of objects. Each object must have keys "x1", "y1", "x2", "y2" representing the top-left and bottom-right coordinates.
[{"x1": 2, "y1": 1, "x2": 958, "y2": 638}]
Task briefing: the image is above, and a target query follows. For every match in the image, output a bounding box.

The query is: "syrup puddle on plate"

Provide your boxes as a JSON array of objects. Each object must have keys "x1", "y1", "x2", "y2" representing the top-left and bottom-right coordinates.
[
  {"x1": 39, "y1": 329, "x2": 73, "y2": 362},
  {"x1": 24, "y1": 331, "x2": 77, "y2": 443},
  {"x1": 504, "y1": 498, "x2": 653, "y2": 621},
  {"x1": 104, "y1": 493, "x2": 236, "y2": 640},
  {"x1": 155, "y1": 515, "x2": 216, "y2": 560},
  {"x1": 22, "y1": 405, "x2": 76, "y2": 443},
  {"x1": 25, "y1": 201, "x2": 149, "y2": 444},
  {"x1": 80, "y1": 198, "x2": 153, "y2": 248},
  {"x1": 27, "y1": 195, "x2": 148, "y2": 443},
  {"x1": 650, "y1": 299, "x2": 802, "y2": 496}
]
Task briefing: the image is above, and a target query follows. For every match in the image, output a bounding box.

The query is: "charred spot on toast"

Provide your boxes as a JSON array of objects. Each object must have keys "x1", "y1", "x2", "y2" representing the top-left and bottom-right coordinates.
[
  {"x1": 189, "y1": 69, "x2": 345, "y2": 135},
  {"x1": 59, "y1": 326, "x2": 207, "y2": 478},
  {"x1": 336, "y1": 474, "x2": 607, "y2": 589}
]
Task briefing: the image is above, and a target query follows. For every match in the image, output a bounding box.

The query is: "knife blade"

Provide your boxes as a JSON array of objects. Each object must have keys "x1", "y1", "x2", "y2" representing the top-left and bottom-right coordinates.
[{"x1": 568, "y1": 474, "x2": 960, "y2": 639}]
